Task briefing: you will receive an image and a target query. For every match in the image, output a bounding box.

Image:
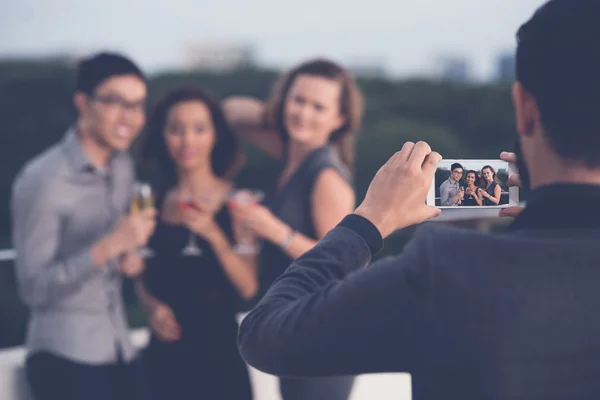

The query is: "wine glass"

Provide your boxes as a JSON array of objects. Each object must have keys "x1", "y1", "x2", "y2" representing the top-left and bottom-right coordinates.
[
  {"x1": 177, "y1": 194, "x2": 211, "y2": 257},
  {"x1": 227, "y1": 189, "x2": 265, "y2": 255},
  {"x1": 130, "y1": 182, "x2": 155, "y2": 258}
]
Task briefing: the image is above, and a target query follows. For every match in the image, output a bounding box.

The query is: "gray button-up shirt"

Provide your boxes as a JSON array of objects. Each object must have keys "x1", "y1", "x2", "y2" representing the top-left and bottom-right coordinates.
[
  {"x1": 11, "y1": 128, "x2": 136, "y2": 365},
  {"x1": 440, "y1": 177, "x2": 460, "y2": 206}
]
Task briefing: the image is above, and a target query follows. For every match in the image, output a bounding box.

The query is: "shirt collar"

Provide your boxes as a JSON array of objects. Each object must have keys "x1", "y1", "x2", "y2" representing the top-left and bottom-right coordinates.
[
  {"x1": 510, "y1": 183, "x2": 600, "y2": 231},
  {"x1": 61, "y1": 126, "x2": 117, "y2": 177}
]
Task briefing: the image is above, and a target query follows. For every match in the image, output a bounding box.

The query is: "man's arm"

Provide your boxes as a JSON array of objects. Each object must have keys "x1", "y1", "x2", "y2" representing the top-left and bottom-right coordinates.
[
  {"x1": 439, "y1": 181, "x2": 454, "y2": 206},
  {"x1": 237, "y1": 215, "x2": 432, "y2": 377},
  {"x1": 11, "y1": 176, "x2": 121, "y2": 308}
]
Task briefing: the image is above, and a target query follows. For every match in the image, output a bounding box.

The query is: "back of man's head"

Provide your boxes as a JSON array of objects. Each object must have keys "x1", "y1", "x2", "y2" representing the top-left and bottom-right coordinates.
[
  {"x1": 516, "y1": 0, "x2": 600, "y2": 166},
  {"x1": 75, "y1": 52, "x2": 146, "y2": 96}
]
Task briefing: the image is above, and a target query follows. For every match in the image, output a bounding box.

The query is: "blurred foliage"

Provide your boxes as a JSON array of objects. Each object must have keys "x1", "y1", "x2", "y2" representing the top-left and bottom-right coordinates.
[{"x1": 0, "y1": 60, "x2": 516, "y2": 349}]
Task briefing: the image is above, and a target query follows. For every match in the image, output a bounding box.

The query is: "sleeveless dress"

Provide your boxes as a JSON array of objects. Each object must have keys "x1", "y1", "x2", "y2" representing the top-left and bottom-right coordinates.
[
  {"x1": 142, "y1": 196, "x2": 253, "y2": 400},
  {"x1": 482, "y1": 181, "x2": 499, "y2": 206},
  {"x1": 259, "y1": 145, "x2": 355, "y2": 400}
]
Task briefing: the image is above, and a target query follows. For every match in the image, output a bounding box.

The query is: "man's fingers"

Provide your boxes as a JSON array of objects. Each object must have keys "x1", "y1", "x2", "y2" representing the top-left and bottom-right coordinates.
[
  {"x1": 499, "y1": 206, "x2": 524, "y2": 218},
  {"x1": 396, "y1": 141, "x2": 416, "y2": 163},
  {"x1": 424, "y1": 206, "x2": 442, "y2": 220},
  {"x1": 500, "y1": 151, "x2": 517, "y2": 163},
  {"x1": 141, "y1": 208, "x2": 157, "y2": 219},
  {"x1": 407, "y1": 141, "x2": 432, "y2": 166},
  {"x1": 422, "y1": 151, "x2": 442, "y2": 175},
  {"x1": 507, "y1": 174, "x2": 522, "y2": 188}
]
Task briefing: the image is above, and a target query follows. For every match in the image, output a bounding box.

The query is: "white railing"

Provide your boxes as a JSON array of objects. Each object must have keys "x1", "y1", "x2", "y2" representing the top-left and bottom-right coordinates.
[{"x1": 0, "y1": 250, "x2": 16, "y2": 262}]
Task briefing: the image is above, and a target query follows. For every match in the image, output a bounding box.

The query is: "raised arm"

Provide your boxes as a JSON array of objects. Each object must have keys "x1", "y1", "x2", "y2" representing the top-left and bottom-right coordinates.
[
  {"x1": 222, "y1": 96, "x2": 283, "y2": 159},
  {"x1": 12, "y1": 175, "x2": 156, "y2": 308},
  {"x1": 238, "y1": 141, "x2": 443, "y2": 377},
  {"x1": 238, "y1": 217, "x2": 432, "y2": 376},
  {"x1": 12, "y1": 180, "x2": 112, "y2": 307}
]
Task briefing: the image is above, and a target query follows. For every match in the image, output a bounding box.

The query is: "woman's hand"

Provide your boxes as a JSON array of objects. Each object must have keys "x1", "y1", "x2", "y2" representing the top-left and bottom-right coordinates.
[
  {"x1": 179, "y1": 202, "x2": 220, "y2": 242},
  {"x1": 149, "y1": 302, "x2": 181, "y2": 342},
  {"x1": 231, "y1": 203, "x2": 286, "y2": 243}
]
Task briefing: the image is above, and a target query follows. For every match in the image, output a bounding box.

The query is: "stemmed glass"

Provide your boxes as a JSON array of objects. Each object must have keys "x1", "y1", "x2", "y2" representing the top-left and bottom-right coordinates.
[
  {"x1": 130, "y1": 182, "x2": 155, "y2": 258},
  {"x1": 226, "y1": 189, "x2": 265, "y2": 255},
  {"x1": 177, "y1": 194, "x2": 211, "y2": 257}
]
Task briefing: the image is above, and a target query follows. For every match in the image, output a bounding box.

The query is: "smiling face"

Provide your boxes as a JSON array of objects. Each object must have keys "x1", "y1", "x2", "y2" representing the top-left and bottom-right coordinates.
[
  {"x1": 482, "y1": 167, "x2": 494, "y2": 184},
  {"x1": 282, "y1": 74, "x2": 346, "y2": 147},
  {"x1": 76, "y1": 74, "x2": 147, "y2": 152},
  {"x1": 466, "y1": 171, "x2": 476, "y2": 186},
  {"x1": 163, "y1": 100, "x2": 216, "y2": 173},
  {"x1": 451, "y1": 167, "x2": 463, "y2": 182}
]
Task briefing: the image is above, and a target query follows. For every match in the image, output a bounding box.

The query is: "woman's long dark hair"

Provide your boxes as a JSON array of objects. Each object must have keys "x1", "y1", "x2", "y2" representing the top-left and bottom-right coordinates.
[{"x1": 136, "y1": 86, "x2": 239, "y2": 193}]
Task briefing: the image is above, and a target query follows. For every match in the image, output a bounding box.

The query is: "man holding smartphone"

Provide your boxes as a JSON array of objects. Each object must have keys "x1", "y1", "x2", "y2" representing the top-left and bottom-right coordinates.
[
  {"x1": 238, "y1": 1, "x2": 600, "y2": 398},
  {"x1": 11, "y1": 52, "x2": 156, "y2": 400}
]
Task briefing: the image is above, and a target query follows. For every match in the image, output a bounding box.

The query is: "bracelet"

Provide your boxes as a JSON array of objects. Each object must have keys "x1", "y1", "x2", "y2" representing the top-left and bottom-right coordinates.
[{"x1": 280, "y1": 229, "x2": 296, "y2": 250}]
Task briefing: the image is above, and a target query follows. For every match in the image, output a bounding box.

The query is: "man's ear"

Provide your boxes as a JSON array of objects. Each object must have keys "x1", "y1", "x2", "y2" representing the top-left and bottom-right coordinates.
[
  {"x1": 512, "y1": 81, "x2": 539, "y2": 138},
  {"x1": 73, "y1": 92, "x2": 89, "y2": 116}
]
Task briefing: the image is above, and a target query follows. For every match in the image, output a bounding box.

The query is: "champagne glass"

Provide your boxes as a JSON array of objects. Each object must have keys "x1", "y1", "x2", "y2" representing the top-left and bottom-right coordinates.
[
  {"x1": 130, "y1": 182, "x2": 155, "y2": 258},
  {"x1": 177, "y1": 194, "x2": 211, "y2": 257},
  {"x1": 227, "y1": 189, "x2": 265, "y2": 255}
]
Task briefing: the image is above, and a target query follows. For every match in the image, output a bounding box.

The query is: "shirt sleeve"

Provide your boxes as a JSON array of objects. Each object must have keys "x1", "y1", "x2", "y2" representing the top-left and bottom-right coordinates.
[
  {"x1": 237, "y1": 215, "x2": 433, "y2": 377},
  {"x1": 440, "y1": 181, "x2": 454, "y2": 206},
  {"x1": 12, "y1": 174, "x2": 100, "y2": 308}
]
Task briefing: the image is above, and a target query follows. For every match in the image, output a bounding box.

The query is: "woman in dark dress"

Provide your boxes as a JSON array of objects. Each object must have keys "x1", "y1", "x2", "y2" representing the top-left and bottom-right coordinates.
[
  {"x1": 478, "y1": 165, "x2": 502, "y2": 206},
  {"x1": 461, "y1": 170, "x2": 483, "y2": 206},
  {"x1": 224, "y1": 59, "x2": 364, "y2": 400},
  {"x1": 135, "y1": 87, "x2": 257, "y2": 400}
]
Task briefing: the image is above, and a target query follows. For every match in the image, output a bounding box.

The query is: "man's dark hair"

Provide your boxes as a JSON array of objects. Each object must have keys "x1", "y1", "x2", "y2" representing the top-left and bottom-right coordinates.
[
  {"x1": 516, "y1": 0, "x2": 600, "y2": 166},
  {"x1": 451, "y1": 163, "x2": 463, "y2": 172},
  {"x1": 75, "y1": 52, "x2": 146, "y2": 96}
]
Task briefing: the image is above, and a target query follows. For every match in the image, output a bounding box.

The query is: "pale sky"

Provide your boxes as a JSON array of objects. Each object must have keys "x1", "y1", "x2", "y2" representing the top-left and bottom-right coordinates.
[{"x1": 0, "y1": 0, "x2": 546, "y2": 80}]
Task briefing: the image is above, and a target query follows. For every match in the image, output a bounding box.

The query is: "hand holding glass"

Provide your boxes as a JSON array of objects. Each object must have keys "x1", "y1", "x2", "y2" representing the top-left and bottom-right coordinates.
[
  {"x1": 227, "y1": 189, "x2": 265, "y2": 255},
  {"x1": 130, "y1": 182, "x2": 155, "y2": 258},
  {"x1": 177, "y1": 194, "x2": 212, "y2": 257}
]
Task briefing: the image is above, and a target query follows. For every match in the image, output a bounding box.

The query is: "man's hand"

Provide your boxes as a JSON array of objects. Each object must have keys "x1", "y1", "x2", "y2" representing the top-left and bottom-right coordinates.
[
  {"x1": 498, "y1": 151, "x2": 524, "y2": 218},
  {"x1": 119, "y1": 252, "x2": 145, "y2": 277},
  {"x1": 354, "y1": 141, "x2": 442, "y2": 238},
  {"x1": 110, "y1": 208, "x2": 157, "y2": 254},
  {"x1": 454, "y1": 191, "x2": 464, "y2": 203}
]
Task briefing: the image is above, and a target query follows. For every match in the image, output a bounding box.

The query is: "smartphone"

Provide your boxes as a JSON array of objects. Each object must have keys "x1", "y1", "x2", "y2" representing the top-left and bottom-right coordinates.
[{"x1": 426, "y1": 159, "x2": 519, "y2": 222}]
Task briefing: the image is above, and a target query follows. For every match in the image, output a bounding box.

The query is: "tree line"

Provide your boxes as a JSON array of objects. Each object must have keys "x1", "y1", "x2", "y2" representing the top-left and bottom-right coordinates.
[{"x1": 0, "y1": 60, "x2": 516, "y2": 348}]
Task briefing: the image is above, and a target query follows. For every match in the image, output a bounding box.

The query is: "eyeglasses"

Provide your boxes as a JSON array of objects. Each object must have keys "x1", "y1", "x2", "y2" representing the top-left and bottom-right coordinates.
[{"x1": 92, "y1": 94, "x2": 146, "y2": 113}]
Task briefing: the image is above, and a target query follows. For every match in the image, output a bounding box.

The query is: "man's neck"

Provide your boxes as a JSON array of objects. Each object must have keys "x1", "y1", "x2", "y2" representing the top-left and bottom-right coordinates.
[
  {"x1": 76, "y1": 124, "x2": 113, "y2": 168},
  {"x1": 530, "y1": 157, "x2": 600, "y2": 190}
]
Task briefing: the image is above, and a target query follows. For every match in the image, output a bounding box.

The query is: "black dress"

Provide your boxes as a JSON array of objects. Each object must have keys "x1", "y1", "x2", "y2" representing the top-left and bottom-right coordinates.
[
  {"x1": 461, "y1": 189, "x2": 479, "y2": 206},
  {"x1": 142, "y1": 200, "x2": 253, "y2": 400},
  {"x1": 259, "y1": 145, "x2": 355, "y2": 400},
  {"x1": 482, "y1": 181, "x2": 499, "y2": 206}
]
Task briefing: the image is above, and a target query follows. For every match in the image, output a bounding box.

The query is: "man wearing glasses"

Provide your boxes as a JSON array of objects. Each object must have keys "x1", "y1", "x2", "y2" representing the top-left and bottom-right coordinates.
[
  {"x1": 11, "y1": 52, "x2": 156, "y2": 400},
  {"x1": 439, "y1": 162, "x2": 464, "y2": 206}
]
